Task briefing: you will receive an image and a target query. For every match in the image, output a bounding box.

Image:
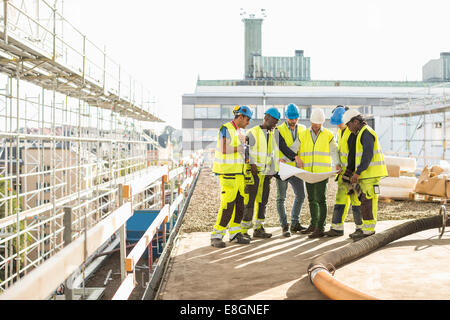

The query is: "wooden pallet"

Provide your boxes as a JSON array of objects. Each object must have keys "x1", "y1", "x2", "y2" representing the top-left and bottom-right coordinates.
[{"x1": 408, "y1": 192, "x2": 447, "y2": 203}]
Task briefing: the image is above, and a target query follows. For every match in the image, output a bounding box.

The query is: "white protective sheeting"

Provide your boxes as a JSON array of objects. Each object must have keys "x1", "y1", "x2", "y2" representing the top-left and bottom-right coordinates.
[
  {"x1": 278, "y1": 162, "x2": 338, "y2": 184},
  {"x1": 379, "y1": 176, "x2": 417, "y2": 189},
  {"x1": 384, "y1": 156, "x2": 416, "y2": 172},
  {"x1": 379, "y1": 185, "x2": 411, "y2": 200}
]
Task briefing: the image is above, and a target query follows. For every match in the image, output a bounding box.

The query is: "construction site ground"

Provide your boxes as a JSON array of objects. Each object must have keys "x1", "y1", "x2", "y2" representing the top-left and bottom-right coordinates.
[{"x1": 87, "y1": 168, "x2": 450, "y2": 300}]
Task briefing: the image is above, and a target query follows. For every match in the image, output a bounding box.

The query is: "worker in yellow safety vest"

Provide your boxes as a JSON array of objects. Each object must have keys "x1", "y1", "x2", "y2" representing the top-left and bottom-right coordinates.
[
  {"x1": 211, "y1": 105, "x2": 253, "y2": 248},
  {"x1": 341, "y1": 109, "x2": 388, "y2": 241},
  {"x1": 296, "y1": 108, "x2": 340, "y2": 239},
  {"x1": 274, "y1": 103, "x2": 307, "y2": 237},
  {"x1": 240, "y1": 107, "x2": 280, "y2": 239},
  {"x1": 324, "y1": 106, "x2": 363, "y2": 238}
]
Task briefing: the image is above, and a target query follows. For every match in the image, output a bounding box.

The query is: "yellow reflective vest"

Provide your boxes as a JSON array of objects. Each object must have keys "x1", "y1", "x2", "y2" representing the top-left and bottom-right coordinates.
[
  {"x1": 355, "y1": 125, "x2": 388, "y2": 179},
  {"x1": 338, "y1": 127, "x2": 352, "y2": 171},
  {"x1": 299, "y1": 128, "x2": 334, "y2": 173},
  {"x1": 248, "y1": 125, "x2": 278, "y2": 175},
  {"x1": 276, "y1": 122, "x2": 306, "y2": 167},
  {"x1": 212, "y1": 122, "x2": 244, "y2": 174}
]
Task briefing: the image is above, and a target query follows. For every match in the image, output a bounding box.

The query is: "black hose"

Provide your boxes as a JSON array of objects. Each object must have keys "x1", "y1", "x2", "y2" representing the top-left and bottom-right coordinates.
[{"x1": 308, "y1": 214, "x2": 450, "y2": 276}]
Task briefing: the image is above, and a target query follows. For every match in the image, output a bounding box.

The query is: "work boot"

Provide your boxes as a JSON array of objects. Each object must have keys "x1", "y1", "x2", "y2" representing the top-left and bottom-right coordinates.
[
  {"x1": 230, "y1": 233, "x2": 251, "y2": 244},
  {"x1": 324, "y1": 229, "x2": 344, "y2": 237},
  {"x1": 211, "y1": 238, "x2": 226, "y2": 248},
  {"x1": 282, "y1": 224, "x2": 291, "y2": 237},
  {"x1": 308, "y1": 228, "x2": 325, "y2": 239},
  {"x1": 290, "y1": 222, "x2": 306, "y2": 233},
  {"x1": 242, "y1": 232, "x2": 252, "y2": 240},
  {"x1": 352, "y1": 232, "x2": 375, "y2": 242},
  {"x1": 253, "y1": 226, "x2": 272, "y2": 238},
  {"x1": 300, "y1": 225, "x2": 314, "y2": 234},
  {"x1": 349, "y1": 228, "x2": 363, "y2": 239}
]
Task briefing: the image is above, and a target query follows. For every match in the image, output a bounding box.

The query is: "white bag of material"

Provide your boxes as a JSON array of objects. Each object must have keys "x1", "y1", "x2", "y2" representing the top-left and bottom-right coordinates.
[
  {"x1": 384, "y1": 156, "x2": 416, "y2": 172},
  {"x1": 379, "y1": 176, "x2": 417, "y2": 189},
  {"x1": 438, "y1": 160, "x2": 450, "y2": 173},
  {"x1": 379, "y1": 185, "x2": 411, "y2": 200}
]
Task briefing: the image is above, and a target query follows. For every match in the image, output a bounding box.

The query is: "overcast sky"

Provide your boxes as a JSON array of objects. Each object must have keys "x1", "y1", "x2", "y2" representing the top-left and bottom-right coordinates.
[{"x1": 65, "y1": 0, "x2": 450, "y2": 130}]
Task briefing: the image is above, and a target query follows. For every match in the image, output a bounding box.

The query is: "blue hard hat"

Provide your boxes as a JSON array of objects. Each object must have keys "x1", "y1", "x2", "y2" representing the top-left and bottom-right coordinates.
[
  {"x1": 285, "y1": 103, "x2": 300, "y2": 119},
  {"x1": 264, "y1": 107, "x2": 281, "y2": 120},
  {"x1": 234, "y1": 105, "x2": 253, "y2": 120},
  {"x1": 330, "y1": 106, "x2": 346, "y2": 125}
]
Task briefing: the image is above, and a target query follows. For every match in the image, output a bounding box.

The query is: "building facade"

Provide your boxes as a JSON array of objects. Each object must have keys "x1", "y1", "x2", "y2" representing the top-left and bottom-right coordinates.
[{"x1": 423, "y1": 52, "x2": 450, "y2": 82}]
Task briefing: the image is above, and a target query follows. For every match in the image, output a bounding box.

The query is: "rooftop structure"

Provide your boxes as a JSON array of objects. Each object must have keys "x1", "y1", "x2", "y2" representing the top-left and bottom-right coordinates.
[{"x1": 423, "y1": 52, "x2": 450, "y2": 82}]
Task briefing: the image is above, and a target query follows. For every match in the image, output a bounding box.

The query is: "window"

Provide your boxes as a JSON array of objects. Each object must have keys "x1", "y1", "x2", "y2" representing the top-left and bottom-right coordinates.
[
  {"x1": 203, "y1": 129, "x2": 218, "y2": 141},
  {"x1": 207, "y1": 107, "x2": 221, "y2": 119},
  {"x1": 298, "y1": 106, "x2": 308, "y2": 119},
  {"x1": 194, "y1": 107, "x2": 208, "y2": 119},
  {"x1": 194, "y1": 105, "x2": 220, "y2": 119},
  {"x1": 257, "y1": 105, "x2": 267, "y2": 119},
  {"x1": 221, "y1": 105, "x2": 234, "y2": 119}
]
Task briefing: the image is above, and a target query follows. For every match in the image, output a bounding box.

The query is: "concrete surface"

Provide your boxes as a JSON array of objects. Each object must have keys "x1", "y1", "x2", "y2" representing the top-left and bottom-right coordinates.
[{"x1": 158, "y1": 220, "x2": 450, "y2": 300}]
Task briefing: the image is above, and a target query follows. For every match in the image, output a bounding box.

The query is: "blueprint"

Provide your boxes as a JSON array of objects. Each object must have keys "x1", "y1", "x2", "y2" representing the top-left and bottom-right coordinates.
[{"x1": 279, "y1": 162, "x2": 338, "y2": 184}]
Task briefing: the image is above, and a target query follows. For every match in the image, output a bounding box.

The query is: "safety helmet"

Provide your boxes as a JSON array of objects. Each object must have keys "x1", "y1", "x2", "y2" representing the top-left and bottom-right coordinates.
[
  {"x1": 310, "y1": 108, "x2": 325, "y2": 124},
  {"x1": 264, "y1": 107, "x2": 281, "y2": 120},
  {"x1": 285, "y1": 103, "x2": 300, "y2": 119},
  {"x1": 330, "y1": 106, "x2": 347, "y2": 125},
  {"x1": 233, "y1": 105, "x2": 253, "y2": 120},
  {"x1": 342, "y1": 109, "x2": 362, "y2": 125}
]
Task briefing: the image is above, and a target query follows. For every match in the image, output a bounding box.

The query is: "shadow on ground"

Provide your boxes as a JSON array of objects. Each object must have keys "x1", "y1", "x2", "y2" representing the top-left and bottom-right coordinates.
[{"x1": 158, "y1": 229, "x2": 353, "y2": 300}]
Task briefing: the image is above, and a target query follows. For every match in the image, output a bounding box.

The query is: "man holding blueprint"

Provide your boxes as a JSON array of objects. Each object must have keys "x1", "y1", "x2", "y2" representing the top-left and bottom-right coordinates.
[{"x1": 284, "y1": 108, "x2": 340, "y2": 239}]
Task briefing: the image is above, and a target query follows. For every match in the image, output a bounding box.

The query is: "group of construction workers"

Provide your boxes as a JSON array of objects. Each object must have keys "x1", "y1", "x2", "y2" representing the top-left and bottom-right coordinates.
[{"x1": 210, "y1": 103, "x2": 387, "y2": 248}]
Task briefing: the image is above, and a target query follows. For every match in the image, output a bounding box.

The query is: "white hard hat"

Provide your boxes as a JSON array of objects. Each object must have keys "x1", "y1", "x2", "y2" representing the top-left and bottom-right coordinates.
[
  {"x1": 342, "y1": 109, "x2": 362, "y2": 125},
  {"x1": 310, "y1": 108, "x2": 325, "y2": 124}
]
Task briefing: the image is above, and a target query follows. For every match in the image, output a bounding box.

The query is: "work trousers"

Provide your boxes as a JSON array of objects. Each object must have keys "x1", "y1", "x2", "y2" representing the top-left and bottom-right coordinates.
[
  {"x1": 241, "y1": 172, "x2": 272, "y2": 233},
  {"x1": 275, "y1": 176, "x2": 305, "y2": 228},
  {"x1": 330, "y1": 174, "x2": 362, "y2": 231},
  {"x1": 305, "y1": 179, "x2": 328, "y2": 231},
  {"x1": 358, "y1": 177, "x2": 380, "y2": 235},
  {"x1": 211, "y1": 174, "x2": 248, "y2": 240}
]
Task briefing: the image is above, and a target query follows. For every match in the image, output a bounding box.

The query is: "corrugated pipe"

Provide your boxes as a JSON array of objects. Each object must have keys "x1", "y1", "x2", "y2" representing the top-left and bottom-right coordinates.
[{"x1": 308, "y1": 212, "x2": 449, "y2": 300}]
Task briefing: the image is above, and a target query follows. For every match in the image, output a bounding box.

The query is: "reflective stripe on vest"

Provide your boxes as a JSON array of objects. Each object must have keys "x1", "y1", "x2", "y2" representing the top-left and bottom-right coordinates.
[
  {"x1": 276, "y1": 122, "x2": 306, "y2": 166},
  {"x1": 299, "y1": 128, "x2": 334, "y2": 173},
  {"x1": 212, "y1": 122, "x2": 244, "y2": 174},
  {"x1": 338, "y1": 127, "x2": 351, "y2": 170},
  {"x1": 355, "y1": 125, "x2": 388, "y2": 179},
  {"x1": 248, "y1": 125, "x2": 278, "y2": 174}
]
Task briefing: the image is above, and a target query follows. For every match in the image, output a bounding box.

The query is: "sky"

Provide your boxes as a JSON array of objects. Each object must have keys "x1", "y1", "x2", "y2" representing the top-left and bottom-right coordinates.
[{"x1": 64, "y1": 0, "x2": 450, "y2": 130}]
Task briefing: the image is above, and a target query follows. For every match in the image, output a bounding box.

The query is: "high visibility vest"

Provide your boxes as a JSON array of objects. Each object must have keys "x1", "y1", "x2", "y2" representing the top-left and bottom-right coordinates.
[
  {"x1": 355, "y1": 125, "x2": 388, "y2": 179},
  {"x1": 299, "y1": 127, "x2": 334, "y2": 173},
  {"x1": 212, "y1": 122, "x2": 244, "y2": 174},
  {"x1": 248, "y1": 125, "x2": 278, "y2": 174},
  {"x1": 276, "y1": 122, "x2": 306, "y2": 167},
  {"x1": 338, "y1": 127, "x2": 352, "y2": 170}
]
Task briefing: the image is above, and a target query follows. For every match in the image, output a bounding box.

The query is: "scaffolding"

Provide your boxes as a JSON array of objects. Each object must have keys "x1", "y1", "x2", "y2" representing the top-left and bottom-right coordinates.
[
  {"x1": 377, "y1": 82, "x2": 450, "y2": 169},
  {"x1": 0, "y1": 0, "x2": 164, "y2": 292}
]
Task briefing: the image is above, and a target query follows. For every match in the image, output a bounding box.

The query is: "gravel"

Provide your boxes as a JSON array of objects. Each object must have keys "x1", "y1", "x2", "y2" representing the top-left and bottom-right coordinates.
[{"x1": 180, "y1": 167, "x2": 440, "y2": 233}]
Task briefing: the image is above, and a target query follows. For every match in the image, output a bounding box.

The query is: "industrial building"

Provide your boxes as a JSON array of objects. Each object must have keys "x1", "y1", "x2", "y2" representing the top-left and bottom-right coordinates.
[{"x1": 182, "y1": 13, "x2": 449, "y2": 167}]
